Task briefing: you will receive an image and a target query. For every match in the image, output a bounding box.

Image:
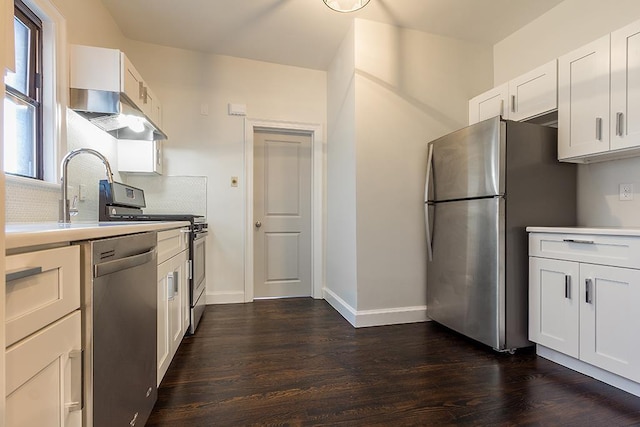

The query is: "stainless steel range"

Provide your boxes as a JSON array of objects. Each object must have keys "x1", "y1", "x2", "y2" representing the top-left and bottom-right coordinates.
[{"x1": 99, "y1": 180, "x2": 208, "y2": 334}]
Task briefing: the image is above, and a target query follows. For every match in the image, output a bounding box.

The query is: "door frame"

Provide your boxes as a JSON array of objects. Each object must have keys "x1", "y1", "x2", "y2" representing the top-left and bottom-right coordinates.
[{"x1": 244, "y1": 119, "x2": 324, "y2": 302}]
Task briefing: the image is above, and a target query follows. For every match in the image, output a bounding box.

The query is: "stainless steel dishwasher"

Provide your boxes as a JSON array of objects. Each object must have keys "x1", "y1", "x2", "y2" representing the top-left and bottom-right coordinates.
[{"x1": 80, "y1": 231, "x2": 157, "y2": 427}]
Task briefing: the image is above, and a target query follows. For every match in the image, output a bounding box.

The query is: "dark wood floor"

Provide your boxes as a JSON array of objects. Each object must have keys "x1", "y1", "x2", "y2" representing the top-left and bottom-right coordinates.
[{"x1": 148, "y1": 298, "x2": 640, "y2": 426}]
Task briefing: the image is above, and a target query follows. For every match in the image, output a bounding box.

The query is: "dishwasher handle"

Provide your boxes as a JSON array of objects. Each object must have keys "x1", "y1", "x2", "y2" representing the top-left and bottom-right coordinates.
[{"x1": 94, "y1": 248, "x2": 156, "y2": 278}]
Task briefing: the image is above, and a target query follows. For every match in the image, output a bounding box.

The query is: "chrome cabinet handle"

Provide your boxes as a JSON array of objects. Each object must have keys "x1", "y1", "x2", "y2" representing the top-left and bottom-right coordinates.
[
  {"x1": 563, "y1": 238, "x2": 594, "y2": 244},
  {"x1": 173, "y1": 271, "x2": 179, "y2": 296},
  {"x1": 66, "y1": 349, "x2": 83, "y2": 412},
  {"x1": 255, "y1": 221, "x2": 262, "y2": 228},
  {"x1": 168, "y1": 273, "x2": 175, "y2": 301},
  {"x1": 616, "y1": 112, "x2": 624, "y2": 137},
  {"x1": 138, "y1": 81, "x2": 145, "y2": 100},
  {"x1": 6, "y1": 266, "x2": 42, "y2": 282},
  {"x1": 511, "y1": 95, "x2": 516, "y2": 113},
  {"x1": 596, "y1": 117, "x2": 603, "y2": 141},
  {"x1": 500, "y1": 99, "x2": 504, "y2": 116},
  {"x1": 565, "y1": 275, "x2": 571, "y2": 299},
  {"x1": 585, "y1": 278, "x2": 593, "y2": 304}
]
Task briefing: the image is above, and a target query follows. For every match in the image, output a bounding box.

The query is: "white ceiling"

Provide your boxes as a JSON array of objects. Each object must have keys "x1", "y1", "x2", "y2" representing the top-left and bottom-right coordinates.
[{"x1": 100, "y1": 0, "x2": 564, "y2": 71}]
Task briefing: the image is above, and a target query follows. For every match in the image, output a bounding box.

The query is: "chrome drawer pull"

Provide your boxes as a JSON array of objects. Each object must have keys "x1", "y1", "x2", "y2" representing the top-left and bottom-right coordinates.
[
  {"x1": 565, "y1": 275, "x2": 571, "y2": 299},
  {"x1": 6, "y1": 266, "x2": 42, "y2": 282},
  {"x1": 563, "y1": 238, "x2": 594, "y2": 244}
]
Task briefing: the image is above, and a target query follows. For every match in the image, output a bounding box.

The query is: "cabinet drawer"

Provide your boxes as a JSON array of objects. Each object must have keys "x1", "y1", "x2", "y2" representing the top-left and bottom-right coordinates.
[
  {"x1": 157, "y1": 227, "x2": 189, "y2": 264},
  {"x1": 5, "y1": 246, "x2": 80, "y2": 347},
  {"x1": 529, "y1": 233, "x2": 640, "y2": 269}
]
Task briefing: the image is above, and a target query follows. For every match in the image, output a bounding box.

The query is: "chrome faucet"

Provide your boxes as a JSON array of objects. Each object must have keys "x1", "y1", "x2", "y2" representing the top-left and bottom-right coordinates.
[{"x1": 60, "y1": 148, "x2": 114, "y2": 223}]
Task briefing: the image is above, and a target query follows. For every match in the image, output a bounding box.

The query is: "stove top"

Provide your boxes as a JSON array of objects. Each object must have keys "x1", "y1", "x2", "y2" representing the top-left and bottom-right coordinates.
[
  {"x1": 108, "y1": 212, "x2": 205, "y2": 224},
  {"x1": 99, "y1": 180, "x2": 206, "y2": 225}
]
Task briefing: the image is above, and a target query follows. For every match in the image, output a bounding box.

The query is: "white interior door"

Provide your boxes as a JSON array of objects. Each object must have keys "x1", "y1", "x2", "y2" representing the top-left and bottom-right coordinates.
[{"x1": 253, "y1": 130, "x2": 312, "y2": 298}]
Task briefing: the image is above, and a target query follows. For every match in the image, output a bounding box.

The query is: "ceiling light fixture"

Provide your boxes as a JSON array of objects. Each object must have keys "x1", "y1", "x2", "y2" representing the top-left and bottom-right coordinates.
[{"x1": 323, "y1": 0, "x2": 370, "y2": 13}]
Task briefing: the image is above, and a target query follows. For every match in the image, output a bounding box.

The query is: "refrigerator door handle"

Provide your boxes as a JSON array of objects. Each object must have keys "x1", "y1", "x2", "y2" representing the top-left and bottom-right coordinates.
[
  {"x1": 424, "y1": 143, "x2": 434, "y2": 261},
  {"x1": 424, "y1": 203, "x2": 433, "y2": 262}
]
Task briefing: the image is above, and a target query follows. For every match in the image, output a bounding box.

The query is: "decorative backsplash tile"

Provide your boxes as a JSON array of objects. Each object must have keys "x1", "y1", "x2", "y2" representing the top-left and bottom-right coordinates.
[
  {"x1": 5, "y1": 175, "x2": 59, "y2": 223},
  {"x1": 124, "y1": 175, "x2": 207, "y2": 217}
]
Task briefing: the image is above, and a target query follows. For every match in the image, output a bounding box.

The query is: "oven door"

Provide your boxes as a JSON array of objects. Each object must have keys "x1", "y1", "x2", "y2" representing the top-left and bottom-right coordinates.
[{"x1": 192, "y1": 231, "x2": 207, "y2": 304}]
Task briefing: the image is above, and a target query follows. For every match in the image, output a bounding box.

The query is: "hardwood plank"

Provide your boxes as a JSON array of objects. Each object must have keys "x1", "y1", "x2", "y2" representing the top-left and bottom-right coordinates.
[{"x1": 148, "y1": 298, "x2": 640, "y2": 426}]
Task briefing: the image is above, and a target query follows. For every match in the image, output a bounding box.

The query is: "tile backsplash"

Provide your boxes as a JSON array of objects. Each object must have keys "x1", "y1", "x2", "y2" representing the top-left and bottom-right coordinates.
[{"x1": 123, "y1": 175, "x2": 207, "y2": 217}]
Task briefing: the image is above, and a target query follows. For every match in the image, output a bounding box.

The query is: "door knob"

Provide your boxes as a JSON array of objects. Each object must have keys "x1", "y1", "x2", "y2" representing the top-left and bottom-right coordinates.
[{"x1": 255, "y1": 221, "x2": 262, "y2": 228}]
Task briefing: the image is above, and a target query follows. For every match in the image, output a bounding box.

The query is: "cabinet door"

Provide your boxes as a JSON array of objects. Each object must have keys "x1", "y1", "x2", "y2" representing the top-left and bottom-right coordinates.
[
  {"x1": 117, "y1": 140, "x2": 162, "y2": 175},
  {"x1": 558, "y1": 35, "x2": 610, "y2": 160},
  {"x1": 611, "y1": 20, "x2": 640, "y2": 150},
  {"x1": 157, "y1": 258, "x2": 172, "y2": 385},
  {"x1": 6, "y1": 311, "x2": 82, "y2": 427},
  {"x1": 468, "y1": 82, "x2": 509, "y2": 124},
  {"x1": 182, "y1": 257, "x2": 191, "y2": 337},
  {"x1": 529, "y1": 257, "x2": 579, "y2": 357},
  {"x1": 121, "y1": 53, "x2": 146, "y2": 112},
  {"x1": 579, "y1": 264, "x2": 640, "y2": 382},
  {"x1": 169, "y1": 251, "x2": 187, "y2": 359},
  {"x1": 509, "y1": 60, "x2": 557, "y2": 121},
  {"x1": 157, "y1": 250, "x2": 188, "y2": 386}
]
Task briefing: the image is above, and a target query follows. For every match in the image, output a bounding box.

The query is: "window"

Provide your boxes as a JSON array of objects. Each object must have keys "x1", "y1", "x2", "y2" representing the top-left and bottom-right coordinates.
[{"x1": 4, "y1": 0, "x2": 43, "y2": 179}]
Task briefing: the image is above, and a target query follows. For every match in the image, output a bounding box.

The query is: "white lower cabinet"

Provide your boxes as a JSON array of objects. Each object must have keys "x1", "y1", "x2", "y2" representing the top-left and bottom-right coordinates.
[
  {"x1": 578, "y1": 263, "x2": 640, "y2": 382},
  {"x1": 529, "y1": 257, "x2": 579, "y2": 358},
  {"x1": 529, "y1": 230, "x2": 640, "y2": 395},
  {"x1": 157, "y1": 228, "x2": 189, "y2": 386},
  {"x1": 5, "y1": 245, "x2": 82, "y2": 427},
  {"x1": 6, "y1": 312, "x2": 81, "y2": 427}
]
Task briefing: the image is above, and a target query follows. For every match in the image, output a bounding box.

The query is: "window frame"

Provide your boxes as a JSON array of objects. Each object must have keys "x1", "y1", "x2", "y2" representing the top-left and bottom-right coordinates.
[{"x1": 5, "y1": 0, "x2": 44, "y2": 180}]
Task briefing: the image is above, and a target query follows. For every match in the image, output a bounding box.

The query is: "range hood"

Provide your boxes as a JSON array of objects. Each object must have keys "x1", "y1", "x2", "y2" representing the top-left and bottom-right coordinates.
[{"x1": 70, "y1": 88, "x2": 167, "y2": 141}]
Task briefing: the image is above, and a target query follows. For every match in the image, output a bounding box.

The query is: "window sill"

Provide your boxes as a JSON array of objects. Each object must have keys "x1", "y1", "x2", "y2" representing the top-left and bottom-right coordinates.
[{"x1": 6, "y1": 173, "x2": 59, "y2": 191}]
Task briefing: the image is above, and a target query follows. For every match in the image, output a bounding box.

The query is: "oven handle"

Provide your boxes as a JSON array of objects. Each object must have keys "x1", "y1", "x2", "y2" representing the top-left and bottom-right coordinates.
[{"x1": 193, "y1": 231, "x2": 208, "y2": 240}]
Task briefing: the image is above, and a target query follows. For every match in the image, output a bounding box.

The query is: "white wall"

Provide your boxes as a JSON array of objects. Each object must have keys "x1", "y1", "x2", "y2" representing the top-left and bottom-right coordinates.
[
  {"x1": 494, "y1": 0, "x2": 640, "y2": 227},
  {"x1": 354, "y1": 20, "x2": 492, "y2": 312},
  {"x1": 124, "y1": 41, "x2": 327, "y2": 303},
  {"x1": 326, "y1": 24, "x2": 358, "y2": 312},
  {"x1": 325, "y1": 19, "x2": 493, "y2": 325}
]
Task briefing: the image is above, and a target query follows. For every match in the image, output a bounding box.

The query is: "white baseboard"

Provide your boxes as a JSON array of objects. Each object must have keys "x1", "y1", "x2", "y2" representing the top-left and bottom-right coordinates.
[
  {"x1": 323, "y1": 288, "x2": 428, "y2": 328},
  {"x1": 323, "y1": 288, "x2": 357, "y2": 325},
  {"x1": 537, "y1": 345, "x2": 640, "y2": 397},
  {"x1": 206, "y1": 290, "x2": 245, "y2": 304}
]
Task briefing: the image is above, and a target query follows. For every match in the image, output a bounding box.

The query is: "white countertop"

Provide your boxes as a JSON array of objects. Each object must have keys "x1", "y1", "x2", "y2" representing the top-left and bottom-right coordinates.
[
  {"x1": 526, "y1": 226, "x2": 640, "y2": 237},
  {"x1": 6, "y1": 221, "x2": 191, "y2": 250}
]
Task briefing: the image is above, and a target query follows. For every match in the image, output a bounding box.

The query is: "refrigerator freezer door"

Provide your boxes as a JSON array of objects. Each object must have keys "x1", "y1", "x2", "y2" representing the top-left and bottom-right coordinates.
[
  {"x1": 427, "y1": 117, "x2": 504, "y2": 202},
  {"x1": 426, "y1": 197, "x2": 505, "y2": 349}
]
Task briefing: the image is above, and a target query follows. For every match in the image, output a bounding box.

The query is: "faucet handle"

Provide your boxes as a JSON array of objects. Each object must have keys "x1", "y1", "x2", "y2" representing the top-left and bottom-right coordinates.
[{"x1": 70, "y1": 195, "x2": 79, "y2": 216}]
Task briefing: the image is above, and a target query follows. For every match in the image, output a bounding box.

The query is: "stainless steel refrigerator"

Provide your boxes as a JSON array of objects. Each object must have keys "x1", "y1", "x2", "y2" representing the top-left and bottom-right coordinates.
[{"x1": 425, "y1": 117, "x2": 576, "y2": 351}]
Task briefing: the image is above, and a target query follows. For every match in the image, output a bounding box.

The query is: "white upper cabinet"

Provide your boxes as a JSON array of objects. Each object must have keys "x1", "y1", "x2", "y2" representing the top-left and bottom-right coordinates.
[
  {"x1": 469, "y1": 60, "x2": 558, "y2": 125},
  {"x1": 469, "y1": 82, "x2": 509, "y2": 124},
  {"x1": 558, "y1": 35, "x2": 611, "y2": 161},
  {"x1": 611, "y1": 19, "x2": 640, "y2": 151},
  {"x1": 559, "y1": 18, "x2": 640, "y2": 162},
  {"x1": 508, "y1": 60, "x2": 557, "y2": 122},
  {"x1": 122, "y1": 53, "x2": 147, "y2": 114},
  {"x1": 118, "y1": 140, "x2": 163, "y2": 175}
]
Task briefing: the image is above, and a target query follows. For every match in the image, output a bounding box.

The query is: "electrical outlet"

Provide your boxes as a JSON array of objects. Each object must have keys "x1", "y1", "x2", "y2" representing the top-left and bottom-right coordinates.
[{"x1": 619, "y1": 183, "x2": 634, "y2": 201}]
